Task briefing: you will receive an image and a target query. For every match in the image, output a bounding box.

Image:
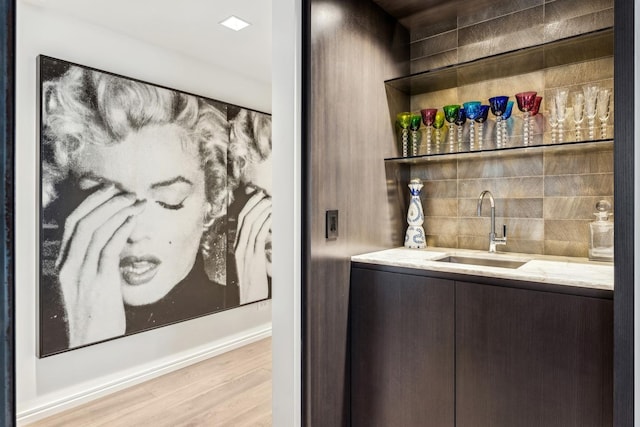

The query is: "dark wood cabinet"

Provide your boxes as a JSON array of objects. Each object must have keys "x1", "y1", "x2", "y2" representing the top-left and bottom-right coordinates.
[
  {"x1": 456, "y1": 281, "x2": 613, "y2": 427},
  {"x1": 350, "y1": 266, "x2": 455, "y2": 427},
  {"x1": 349, "y1": 264, "x2": 613, "y2": 427}
]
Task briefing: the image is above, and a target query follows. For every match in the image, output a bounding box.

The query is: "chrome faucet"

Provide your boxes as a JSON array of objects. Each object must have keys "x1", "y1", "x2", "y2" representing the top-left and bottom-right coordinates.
[{"x1": 477, "y1": 190, "x2": 507, "y2": 253}]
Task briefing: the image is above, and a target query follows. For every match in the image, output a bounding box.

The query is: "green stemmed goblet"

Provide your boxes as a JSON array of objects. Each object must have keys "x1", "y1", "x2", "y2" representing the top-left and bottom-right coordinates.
[
  {"x1": 396, "y1": 112, "x2": 411, "y2": 157},
  {"x1": 443, "y1": 105, "x2": 460, "y2": 153}
]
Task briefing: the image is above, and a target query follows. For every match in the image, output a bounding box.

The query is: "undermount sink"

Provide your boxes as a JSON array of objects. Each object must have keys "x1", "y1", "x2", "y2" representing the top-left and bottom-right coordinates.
[{"x1": 434, "y1": 255, "x2": 527, "y2": 269}]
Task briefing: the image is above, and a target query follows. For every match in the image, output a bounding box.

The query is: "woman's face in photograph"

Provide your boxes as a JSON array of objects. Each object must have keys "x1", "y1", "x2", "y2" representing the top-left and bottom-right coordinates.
[{"x1": 71, "y1": 124, "x2": 208, "y2": 306}]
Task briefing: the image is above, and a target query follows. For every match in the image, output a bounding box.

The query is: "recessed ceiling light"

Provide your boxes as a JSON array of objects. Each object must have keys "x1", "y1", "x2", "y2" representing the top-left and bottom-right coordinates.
[{"x1": 220, "y1": 15, "x2": 251, "y2": 31}]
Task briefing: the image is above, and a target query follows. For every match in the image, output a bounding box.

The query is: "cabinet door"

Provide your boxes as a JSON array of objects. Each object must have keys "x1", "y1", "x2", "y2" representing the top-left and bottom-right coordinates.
[
  {"x1": 350, "y1": 267, "x2": 455, "y2": 427},
  {"x1": 456, "y1": 281, "x2": 613, "y2": 427}
]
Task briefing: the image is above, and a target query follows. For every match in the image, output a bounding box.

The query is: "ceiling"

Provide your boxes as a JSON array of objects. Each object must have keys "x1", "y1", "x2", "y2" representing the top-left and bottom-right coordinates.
[{"x1": 22, "y1": 0, "x2": 272, "y2": 84}]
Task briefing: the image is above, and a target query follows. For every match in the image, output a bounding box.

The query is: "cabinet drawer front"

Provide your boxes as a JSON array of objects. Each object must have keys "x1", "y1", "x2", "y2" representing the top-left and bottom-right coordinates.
[{"x1": 350, "y1": 268, "x2": 455, "y2": 427}]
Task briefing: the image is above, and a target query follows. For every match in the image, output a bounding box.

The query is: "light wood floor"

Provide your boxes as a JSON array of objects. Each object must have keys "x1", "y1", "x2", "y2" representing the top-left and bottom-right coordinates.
[{"x1": 30, "y1": 337, "x2": 272, "y2": 427}]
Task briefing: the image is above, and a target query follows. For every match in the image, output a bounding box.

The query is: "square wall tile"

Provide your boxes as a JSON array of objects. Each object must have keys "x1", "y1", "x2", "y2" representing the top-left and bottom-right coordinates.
[
  {"x1": 410, "y1": 50, "x2": 458, "y2": 75},
  {"x1": 424, "y1": 217, "x2": 459, "y2": 237},
  {"x1": 458, "y1": 0, "x2": 544, "y2": 28},
  {"x1": 544, "y1": 0, "x2": 613, "y2": 24},
  {"x1": 410, "y1": 159, "x2": 457, "y2": 180},
  {"x1": 408, "y1": 15, "x2": 457, "y2": 43},
  {"x1": 544, "y1": 147, "x2": 613, "y2": 175},
  {"x1": 544, "y1": 240, "x2": 589, "y2": 257},
  {"x1": 544, "y1": 196, "x2": 613, "y2": 220},
  {"x1": 459, "y1": 176, "x2": 544, "y2": 199},
  {"x1": 458, "y1": 7, "x2": 544, "y2": 62},
  {"x1": 422, "y1": 197, "x2": 458, "y2": 217},
  {"x1": 544, "y1": 173, "x2": 613, "y2": 197},
  {"x1": 544, "y1": 59, "x2": 614, "y2": 90},
  {"x1": 459, "y1": 198, "x2": 543, "y2": 218},
  {"x1": 545, "y1": 219, "x2": 590, "y2": 242},
  {"x1": 426, "y1": 234, "x2": 458, "y2": 249},
  {"x1": 458, "y1": 153, "x2": 543, "y2": 179},
  {"x1": 423, "y1": 180, "x2": 458, "y2": 198},
  {"x1": 410, "y1": 31, "x2": 457, "y2": 60}
]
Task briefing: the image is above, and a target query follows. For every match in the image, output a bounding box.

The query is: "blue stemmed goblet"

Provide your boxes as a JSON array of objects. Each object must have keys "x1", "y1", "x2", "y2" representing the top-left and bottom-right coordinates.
[
  {"x1": 489, "y1": 96, "x2": 509, "y2": 149},
  {"x1": 463, "y1": 101, "x2": 482, "y2": 151},
  {"x1": 501, "y1": 101, "x2": 514, "y2": 146},
  {"x1": 454, "y1": 108, "x2": 466, "y2": 152},
  {"x1": 475, "y1": 105, "x2": 490, "y2": 150}
]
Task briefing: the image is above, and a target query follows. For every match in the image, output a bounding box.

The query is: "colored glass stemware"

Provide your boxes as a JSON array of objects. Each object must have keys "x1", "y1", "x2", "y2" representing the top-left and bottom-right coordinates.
[
  {"x1": 530, "y1": 96, "x2": 543, "y2": 144},
  {"x1": 502, "y1": 100, "x2": 514, "y2": 146},
  {"x1": 421, "y1": 108, "x2": 437, "y2": 154},
  {"x1": 454, "y1": 108, "x2": 467, "y2": 152},
  {"x1": 433, "y1": 111, "x2": 445, "y2": 152},
  {"x1": 409, "y1": 114, "x2": 422, "y2": 156},
  {"x1": 475, "y1": 105, "x2": 490, "y2": 150},
  {"x1": 489, "y1": 96, "x2": 509, "y2": 149},
  {"x1": 463, "y1": 101, "x2": 481, "y2": 151},
  {"x1": 443, "y1": 105, "x2": 460, "y2": 153},
  {"x1": 515, "y1": 91, "x2": 537, "y2": 146},
  {"x1": 397, "y1": 112, "x2": 412, "y2": 157}
]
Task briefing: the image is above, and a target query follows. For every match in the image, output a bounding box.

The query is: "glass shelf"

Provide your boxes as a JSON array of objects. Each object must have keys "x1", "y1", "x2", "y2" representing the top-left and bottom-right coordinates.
[
  {"x1": 385, "y1": 28, "x2": 613, "y2": 96},
  {"x1": 384, "y1": 139, "x2": 613, "y2": 164}
]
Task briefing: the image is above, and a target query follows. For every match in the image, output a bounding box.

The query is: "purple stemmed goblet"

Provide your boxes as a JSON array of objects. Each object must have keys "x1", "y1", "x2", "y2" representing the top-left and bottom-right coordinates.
[{"x1": 420, "y1": 108, "x2": 437, "y2": 154}]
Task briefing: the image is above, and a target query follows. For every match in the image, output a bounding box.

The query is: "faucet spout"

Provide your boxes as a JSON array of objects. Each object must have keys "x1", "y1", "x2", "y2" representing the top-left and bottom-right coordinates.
[
  {"x1": 477, "y1": 190, "x2": 495, "y2": 216},
  {"x1": 477, "y1": 190, "x2": 507, "y2": 253}
]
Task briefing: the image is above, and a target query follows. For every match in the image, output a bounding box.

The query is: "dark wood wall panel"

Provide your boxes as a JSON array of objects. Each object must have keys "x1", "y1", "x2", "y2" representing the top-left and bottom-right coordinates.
[
  {"x1": 0, "y1": 0, "x2": 15, "y2": 425},
  {"x1": 613, "y1": 0, "x2": 635, "y2": 425},
  {"x1": 303, "y1": 0, "x2": 409, "y2": 424}
]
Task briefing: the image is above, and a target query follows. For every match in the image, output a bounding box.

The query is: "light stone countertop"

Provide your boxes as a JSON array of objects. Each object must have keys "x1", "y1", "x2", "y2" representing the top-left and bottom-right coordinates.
[{"x1": 351, "y1": 247, "x2": 614, "y2": 291}]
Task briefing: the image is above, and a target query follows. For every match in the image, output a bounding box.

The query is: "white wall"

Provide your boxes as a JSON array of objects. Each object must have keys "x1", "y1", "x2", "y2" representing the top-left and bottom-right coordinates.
[
  {"x1": 16, "y1": 3, "x2": 272, "y2": 423},
  {"x1": 271, "y1": 0, "x2": 302, "y2": 425},
  {"x1": 636, "y1": 2, "x2": 640, "y2": 423}
]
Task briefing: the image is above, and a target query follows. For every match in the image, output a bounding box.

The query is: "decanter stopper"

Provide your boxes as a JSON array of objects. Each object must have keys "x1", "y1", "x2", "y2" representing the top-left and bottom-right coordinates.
[{"x1": 405, "y1": 178, "x2": 426, "y2": 249}]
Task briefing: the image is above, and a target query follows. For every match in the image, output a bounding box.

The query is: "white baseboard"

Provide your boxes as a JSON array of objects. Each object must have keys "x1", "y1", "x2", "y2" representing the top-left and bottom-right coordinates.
[{"x1": 17, "y1": 325, "x2": 272, "y2": 425}]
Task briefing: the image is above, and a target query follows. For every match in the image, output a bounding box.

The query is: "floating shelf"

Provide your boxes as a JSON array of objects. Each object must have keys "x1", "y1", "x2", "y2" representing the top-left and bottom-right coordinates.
[
  {"x1": 385, "y1": 28, "x2": 613, "y2": 96},
  {"x1": 384, "y1": 139, "x2": 613, "y2": 164}
]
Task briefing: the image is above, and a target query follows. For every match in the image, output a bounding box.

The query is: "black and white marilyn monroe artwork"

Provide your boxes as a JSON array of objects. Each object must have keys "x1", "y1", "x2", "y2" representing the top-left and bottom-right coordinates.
[{"x1": 38, "y1": 56, "x2": 272, "y2": 357}]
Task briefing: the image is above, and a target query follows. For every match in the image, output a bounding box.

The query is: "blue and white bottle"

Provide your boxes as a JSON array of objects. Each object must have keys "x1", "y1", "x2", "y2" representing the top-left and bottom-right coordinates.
[{"x1": 405, "y1": 178, "x2": 426, "y2": 249}]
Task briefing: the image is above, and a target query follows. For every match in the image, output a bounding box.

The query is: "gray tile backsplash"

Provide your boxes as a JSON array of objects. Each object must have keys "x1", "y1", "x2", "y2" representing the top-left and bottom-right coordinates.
[
  {"x1": 408, "y1": 0, "x2": 614, "y2": 70},
  {"x1": 403, "y1": 0, "x2": 614, "y2": 258},
  {"x1": 544, "y1": 8, "x2": 613, "y2": 41},
  {"x1": 457, "y1": 7, "x2": 545, "y2": 63},
  {"x1": 408, "y1": 145, "x2": 613, "y2": 257}
]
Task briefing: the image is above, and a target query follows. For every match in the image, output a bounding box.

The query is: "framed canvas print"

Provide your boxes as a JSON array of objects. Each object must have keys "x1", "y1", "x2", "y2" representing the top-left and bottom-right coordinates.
[{"x1": 38, "y1": 56, "x2": 272, "y2": 357}]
